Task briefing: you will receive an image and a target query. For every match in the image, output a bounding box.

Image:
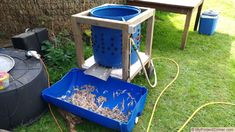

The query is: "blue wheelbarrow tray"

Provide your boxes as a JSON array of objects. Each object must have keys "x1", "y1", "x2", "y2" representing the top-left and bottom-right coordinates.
[{"x1": 41, "y1": 68, "x2": 148, "y2": 132}]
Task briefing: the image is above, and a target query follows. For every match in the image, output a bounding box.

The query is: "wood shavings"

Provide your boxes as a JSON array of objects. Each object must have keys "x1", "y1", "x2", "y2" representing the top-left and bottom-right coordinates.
[
  {"x1": 127, "y1": 92, "x2": 134, "y2": 100},
  {"x1": 113, "y1": 92, "x2": 116, "y2": 99},
  {"x1": 103, "y1": 90, "x2": 108, "y2": 94},
  {"x1": 95, "y1": 89, "x2": 99, "y2": 93},
  {"x1": 121, "y1": 98, "x2": 125, "y2": 111},
  {"x1": 97, "y1": 96, "x2": 107, "y2": 105},
  {"x1": 58, "y1": 85, "x2": 130, "y2": 122},
  {"x1": 121, "y1": 89, "x2": 127, "y2": 94}
]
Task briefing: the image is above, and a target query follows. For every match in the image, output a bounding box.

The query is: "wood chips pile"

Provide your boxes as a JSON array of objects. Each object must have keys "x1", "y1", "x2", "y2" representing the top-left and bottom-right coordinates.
[{"x1": 58, "y1": 85, "x2": 132, "y2": 122}]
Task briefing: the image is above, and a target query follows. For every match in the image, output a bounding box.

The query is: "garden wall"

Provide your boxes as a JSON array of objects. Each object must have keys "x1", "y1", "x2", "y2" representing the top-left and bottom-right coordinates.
[{"x1": 0, "y1": 0, "x2": 126, "y2": 38}]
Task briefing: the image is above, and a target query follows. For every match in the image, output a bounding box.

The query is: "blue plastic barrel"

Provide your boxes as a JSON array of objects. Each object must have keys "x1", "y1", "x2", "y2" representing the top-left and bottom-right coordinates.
[{"x1": 91, "y1": 5, "x2": 141, "y2": 68}]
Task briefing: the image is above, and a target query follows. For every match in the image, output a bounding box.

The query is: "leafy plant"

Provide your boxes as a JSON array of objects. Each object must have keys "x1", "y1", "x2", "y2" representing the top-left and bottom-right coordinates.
[
  {"x1": 42, "y1": 30, "x2": 77, "y2": 83},
  {"x1": 42, "y1": 30, "x2": 76, "y2": 66},
  {"x1": 42, "y1": 30, "x2": 94, "y2": 83}
]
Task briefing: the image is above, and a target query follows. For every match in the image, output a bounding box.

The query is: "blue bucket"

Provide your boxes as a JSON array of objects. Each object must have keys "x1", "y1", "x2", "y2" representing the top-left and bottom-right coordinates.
[{"x1": 91, "y1": 5, "x2": 141, "y2": 68}]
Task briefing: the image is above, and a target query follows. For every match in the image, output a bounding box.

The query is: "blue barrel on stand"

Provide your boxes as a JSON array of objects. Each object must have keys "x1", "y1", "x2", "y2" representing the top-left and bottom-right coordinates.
[{"x1": 90, "y1": 5, "x2": 141, "y2": 68}]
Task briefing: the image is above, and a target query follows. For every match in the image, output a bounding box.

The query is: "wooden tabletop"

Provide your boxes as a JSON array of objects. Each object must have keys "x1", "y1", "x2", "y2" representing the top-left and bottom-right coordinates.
[{"x1": 130, "y1": 0, "x2": 203, "y2": 8}]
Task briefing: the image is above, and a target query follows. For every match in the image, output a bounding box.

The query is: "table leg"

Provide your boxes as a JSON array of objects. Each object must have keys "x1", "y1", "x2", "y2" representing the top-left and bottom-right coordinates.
[
  {"x1": 194, "y1": 2, "x2": 204, "y2": 31},
  {"x1": 181, "y1": 10, "x2": 192, "y2": 49}
]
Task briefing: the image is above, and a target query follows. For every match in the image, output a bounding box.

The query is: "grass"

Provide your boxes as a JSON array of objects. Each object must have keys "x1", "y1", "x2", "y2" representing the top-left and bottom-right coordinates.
[{"x1": 16, "y1": 0, "x2": 235, "y2": 131}]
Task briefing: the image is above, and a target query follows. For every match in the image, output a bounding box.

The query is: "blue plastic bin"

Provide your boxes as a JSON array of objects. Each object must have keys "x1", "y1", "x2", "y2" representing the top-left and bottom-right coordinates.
[
  {"x1": 90, "y1": 5, "x2": 141, "y2": 68},
  {"x1": 199, "y1": 10, "x2": 219, "y2": 35},
  {"x1": 41, "y1": 68, "x2": 148, "y2": 132}
]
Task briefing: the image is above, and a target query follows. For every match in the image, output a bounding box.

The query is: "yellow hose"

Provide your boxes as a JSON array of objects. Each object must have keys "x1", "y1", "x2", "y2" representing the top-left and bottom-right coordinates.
[
  {"x1": 177, "y1": 102, "x2": 235, "y2": 132},
  {"x1": 146, "y1": 57, "x2": 180, "y2": 132},
  {"x1": 144, "y1": 57, "x2": 235, "y2": 132}
]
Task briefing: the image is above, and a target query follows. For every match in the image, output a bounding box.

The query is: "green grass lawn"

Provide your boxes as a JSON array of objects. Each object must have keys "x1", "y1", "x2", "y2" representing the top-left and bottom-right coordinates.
[{"x1": 16, "y1": 0, "x2": 235, "y2": 131}]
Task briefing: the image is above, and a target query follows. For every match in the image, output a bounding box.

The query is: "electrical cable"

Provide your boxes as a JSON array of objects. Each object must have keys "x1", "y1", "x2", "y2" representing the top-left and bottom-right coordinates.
[
  {"x1": 130, "y1": 38, "x2": 158, "y2": 88},
  {"x1": 177, "y1": 102, "x2": 235, "y2": 132},
  {"x1": 40, "y1": 58, "x2": 63, "y2": 132}
]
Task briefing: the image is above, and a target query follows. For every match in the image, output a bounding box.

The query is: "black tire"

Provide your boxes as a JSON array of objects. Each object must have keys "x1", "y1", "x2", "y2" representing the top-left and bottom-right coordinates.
[{"x1": 0, "y1": 48, "x2": 48, "y2": 130}]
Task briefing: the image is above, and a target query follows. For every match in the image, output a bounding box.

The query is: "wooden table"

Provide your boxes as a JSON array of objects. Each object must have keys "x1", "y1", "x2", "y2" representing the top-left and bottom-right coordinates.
[{"x1": 127, "y1": 0, "x2": 204, "y2": 49}]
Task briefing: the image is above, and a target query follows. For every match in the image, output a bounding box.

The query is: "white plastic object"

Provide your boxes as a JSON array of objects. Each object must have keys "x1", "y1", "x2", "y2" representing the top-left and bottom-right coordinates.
[
  {"x1": 26, "y1": 50, "x2": 41, "y2": 59},
  {"x1": 135, "y1": 117, "x2": 139, "y2": 124}
]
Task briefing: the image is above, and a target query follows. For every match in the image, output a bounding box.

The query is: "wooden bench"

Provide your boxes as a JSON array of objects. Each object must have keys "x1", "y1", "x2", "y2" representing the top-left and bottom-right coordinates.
[{"x1": 127, "y1": 0, "x2": 204, "y2": 49}]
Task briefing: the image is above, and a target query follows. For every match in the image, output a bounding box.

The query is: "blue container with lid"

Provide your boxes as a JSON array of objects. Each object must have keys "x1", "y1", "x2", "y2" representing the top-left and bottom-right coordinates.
[
  {"x1": 90, "y1": 5, "x2": 141, "y2": 68},
  {"x1": 41, "y1": 68, "x2": 148, "y2": 132},
  {"x1": 199, "y1": 10, "x2": 219, "y2": 35}
]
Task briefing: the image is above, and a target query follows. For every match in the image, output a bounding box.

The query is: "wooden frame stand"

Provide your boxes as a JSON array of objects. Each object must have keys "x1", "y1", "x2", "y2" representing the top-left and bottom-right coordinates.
[{"x1": 72, "y1": 4, "x2": 155, "y2": 81}]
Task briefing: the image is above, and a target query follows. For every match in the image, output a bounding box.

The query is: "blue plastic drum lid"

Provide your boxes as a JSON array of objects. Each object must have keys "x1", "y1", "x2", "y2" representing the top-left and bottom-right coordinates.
[{"x1": 91, "y1": 5, "x2": 141, "y2": 68}]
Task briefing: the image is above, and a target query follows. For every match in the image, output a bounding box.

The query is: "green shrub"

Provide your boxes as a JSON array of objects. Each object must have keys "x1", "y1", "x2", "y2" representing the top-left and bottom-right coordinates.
[
  {"x1": 42, "y1": 30, "x2": 77, "y2": 83},
  {"x1": 42, "y1": 30, "x2": 93, "y2": 83}
]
